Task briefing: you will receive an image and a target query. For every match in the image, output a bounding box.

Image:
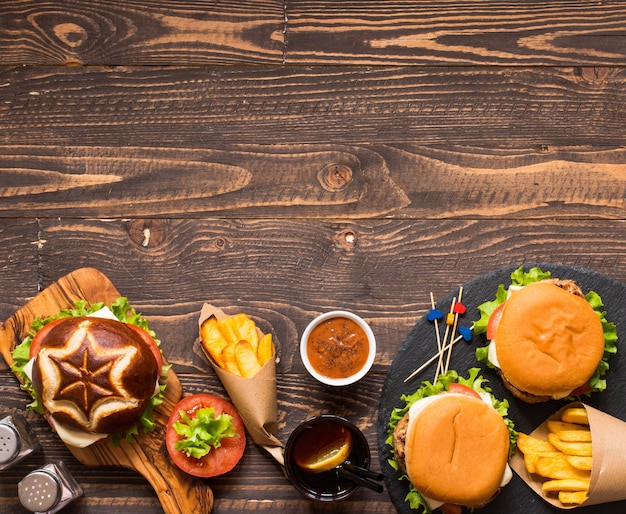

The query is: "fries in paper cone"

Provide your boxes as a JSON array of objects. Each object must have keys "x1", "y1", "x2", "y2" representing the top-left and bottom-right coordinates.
[
  {"x1": 511, "y1": 402, "x2": 626, "y2": 508},
  {"x1": 197, "y1": 304, "x2": 284, "y2": 465}
]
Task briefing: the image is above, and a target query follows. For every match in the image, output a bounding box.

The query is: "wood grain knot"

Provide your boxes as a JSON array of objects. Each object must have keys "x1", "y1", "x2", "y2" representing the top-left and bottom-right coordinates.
[
  {"x1": 578, "y1": 67, "x2": 610, "y2": 84},
  {"x1": 318, "y1": 163, "x2": 353, "y2": 192},
  {"x1": 128, "y1": 220, "x2": 165, "y2": 249},
  {"x1": 335, "y1": 229, "x2": 357, "y2": 251},
  {"x1": 53, "y1": 22, "x2": 88, "y2": 48}
]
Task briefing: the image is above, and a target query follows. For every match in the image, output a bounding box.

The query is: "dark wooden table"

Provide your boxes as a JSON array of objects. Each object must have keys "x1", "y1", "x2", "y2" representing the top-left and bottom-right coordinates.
[{"x1": 1, "y1": 2, "x2": 626, "y2": 513}]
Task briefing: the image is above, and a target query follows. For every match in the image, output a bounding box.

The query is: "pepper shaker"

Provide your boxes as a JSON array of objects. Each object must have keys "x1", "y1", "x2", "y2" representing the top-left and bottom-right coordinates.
[
  {"x1": 0, "y1": 413, "x2": 40, "y2": 470},
  {"x1": 18, "y1": 461, "x2": 83, "y2": 513}
]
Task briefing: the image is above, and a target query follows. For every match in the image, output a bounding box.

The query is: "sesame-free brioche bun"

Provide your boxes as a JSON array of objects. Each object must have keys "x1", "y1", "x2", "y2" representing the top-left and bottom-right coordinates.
[
  {"x1": 495, "y1": 281, "x2": 604, "y2": 399},
  {"x1": 404, "y1": 394, "x2": 510, "y2": 507},
  {"x1": 32, "y1": 316, "x2": 160, "y2": 435}
]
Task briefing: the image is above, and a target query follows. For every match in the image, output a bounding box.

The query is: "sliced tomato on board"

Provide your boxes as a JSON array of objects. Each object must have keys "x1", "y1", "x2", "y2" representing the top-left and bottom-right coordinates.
[
  {"x1": 486, "y1": 301, "x2": 506, "y2": 341},
  {"x1": 448, "y1": 383, "x2": 481, "y2": 399},
  {"x1": 166, "y1": 393, "x2": 246, "y2": 478}
]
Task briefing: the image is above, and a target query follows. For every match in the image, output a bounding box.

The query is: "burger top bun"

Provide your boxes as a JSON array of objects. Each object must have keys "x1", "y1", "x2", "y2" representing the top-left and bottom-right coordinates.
[
  {"x1": 495, "y1": 281, "x2": 604, "y2": 398},
  {"x1": 32, "y1": 317, "x2": 160, "y2": 435},
  {"x1": 405, "y1": 394, "x2": 510, "y2": 507}
]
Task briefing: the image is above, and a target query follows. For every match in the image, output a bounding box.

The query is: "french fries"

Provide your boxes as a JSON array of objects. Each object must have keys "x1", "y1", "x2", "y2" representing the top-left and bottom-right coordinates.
[
  {"x1": 517, "y1": 407, "x2": 593, "y2": 506},
  {"x1": 517, "y1": 432, "x2": 557, "y2": 455},
  {"x1": 200, "y1": 313, "x2": 274, "y2": 378},
  {"x1": 533, "y1": 453, "x2": 590, "y2": 480},
  {"x1": 547, "y1": 433, "x2": 592, "y2": 456},
  {"x1": 561, "y1": 408, "x2": 589, "y2": 425},
  {"x1": 567, "y1": 456, "x2": 593, "y2": 471},
  {"x1": 234, "y1": 340, "x2": 262, "y2": 378}
]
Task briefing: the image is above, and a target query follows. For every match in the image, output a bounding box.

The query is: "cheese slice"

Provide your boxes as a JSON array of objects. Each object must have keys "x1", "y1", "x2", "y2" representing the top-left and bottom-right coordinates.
[
  {"x1": 488, "y1": 340, "x2": 501, "y2": 368},
  {"x1": 49, "y1": 418, "x2": 109, "y2": 448},
  {"x1": 89, "y1": 306, "x2": 119, "y2": 320}
]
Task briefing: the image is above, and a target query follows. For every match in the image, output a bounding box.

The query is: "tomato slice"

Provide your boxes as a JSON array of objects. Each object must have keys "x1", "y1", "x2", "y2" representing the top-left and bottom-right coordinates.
[
  {"x1": 127, "y1": 323, "x2": 163, "y2": 370},
  {"x1": 570, "y1": 382, "x2": 592, "y2": 396},
  {"x1": 448, "y1": 382, "x2": 481, "y2": 399},
  {"x1": 440, "y1": 503, "x2": 462, "y2": 514},
  {"x1": 166, "y1": 393, "x2": 246, "y2": 478},
  {"x1": 29, "y1": 318, "x2": 65, "y2": 358},
  {"x1": 486, "y1": 301, "x2": 506, "y2": 341}
]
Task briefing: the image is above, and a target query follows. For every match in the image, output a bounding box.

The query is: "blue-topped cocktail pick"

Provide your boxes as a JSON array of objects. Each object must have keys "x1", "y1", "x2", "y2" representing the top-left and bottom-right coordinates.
[
  {"x1": 405, "y1": 287, "x2": 471, "y2": 383},
  {"x1": 427, "y1": 308, "x2": 443, "y2": 321},
  {"x1": 458, "y1": 325, "x2": 472, "y2": 342}
]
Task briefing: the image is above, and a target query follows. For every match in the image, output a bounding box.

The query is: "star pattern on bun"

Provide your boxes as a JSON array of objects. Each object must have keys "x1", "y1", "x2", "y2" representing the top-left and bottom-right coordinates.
[
  {"x1": 49, "y1": 326, "x2": 134, "y2": 419},
  {"x1": 32, "y1": 316, "x2": 158, "y2": 435}
]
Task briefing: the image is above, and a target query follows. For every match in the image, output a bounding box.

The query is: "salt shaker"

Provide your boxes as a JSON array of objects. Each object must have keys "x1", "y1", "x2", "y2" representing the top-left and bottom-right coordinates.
[
  {"x1": 0, "y1": 413, "x2": 40, "y2": 470},
  {"x1": 18, "y1": 461, "x2": 83, "y2": 513}
]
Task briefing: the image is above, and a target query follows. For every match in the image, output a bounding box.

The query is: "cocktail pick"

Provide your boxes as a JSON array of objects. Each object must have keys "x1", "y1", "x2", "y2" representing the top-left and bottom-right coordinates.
[
  {"x1": 443, "y1": 287, "x2": 464, "y2": 375},
  {"x1": 426, "y1": 308, "x2": 443, "y2": 322},
  {"x1": 428, "y1": 292, "x2": 443, "y2": 381},
  {"x1": 404, "y1": 331, "x2": 466, "y2": 383},
  {"x1": 435, "y1": 296, "x2": 457, "y2": 380},
  {"x1": 458, "y1": 325, "x2": 473, "y2": 342},
  {"x1": 453, "y1": 301, "x2": 467, "y2": 315},
  {"x1": 404, "y1": 285, "x2": 473, "y2": 383}
]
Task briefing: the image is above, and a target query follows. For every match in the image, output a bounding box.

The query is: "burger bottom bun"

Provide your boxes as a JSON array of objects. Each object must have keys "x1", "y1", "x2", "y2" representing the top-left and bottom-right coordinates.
[
  {"x1": 495, "y1": 282, "x2": 605, "y2": 398},
  {"x1": 498, "y1": 370, "x2": 552, "y2": 404},
  {"x1": 405, "y1": 394, "x2": 510, "y2": 507}
]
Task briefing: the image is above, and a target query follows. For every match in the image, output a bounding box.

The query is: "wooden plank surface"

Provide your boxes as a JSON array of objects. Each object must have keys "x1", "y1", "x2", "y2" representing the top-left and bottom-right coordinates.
[
  {"x1": 1, "y1": 1, "x2": 625, "y2": 513},
  {"x1": 1, "y1": 142, "x2": 625, "y2": 219},
  {"x1": 0, "y1": 0, "x2": 285, "y2": 65},
  {"x1": 286, "y1": 1, "x2": 626, "y2": 66},
  {"x1": 2, "y1": 1, "x2": 626, "y2": 65},
  {"x1": 1, "y1": 66, "x2": 625, "y2": 148}
]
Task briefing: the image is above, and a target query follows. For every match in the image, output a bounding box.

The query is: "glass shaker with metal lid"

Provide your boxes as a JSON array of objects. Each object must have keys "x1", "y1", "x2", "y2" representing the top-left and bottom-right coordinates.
[
  {"x1": 0, "y1": 413, "x2": 40, "y2": 470},
  {"x1": 18, "y1": 461, "x2": 83, "y2": 513}
]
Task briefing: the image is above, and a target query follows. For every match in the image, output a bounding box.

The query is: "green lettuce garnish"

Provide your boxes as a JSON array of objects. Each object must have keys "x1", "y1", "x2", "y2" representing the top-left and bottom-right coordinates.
[
  {"x1": 386, "y1": 368, "x2": 517, "y2": 513},
  {"x1": 174, "y1": 407, "x2": 238, "y2": 459},
  {"x1": 10, "y1": 297, "x2": 168, "y2": 443},
  {"x1": 474, "y1": 266, "x2": 618, "y2": 397}
]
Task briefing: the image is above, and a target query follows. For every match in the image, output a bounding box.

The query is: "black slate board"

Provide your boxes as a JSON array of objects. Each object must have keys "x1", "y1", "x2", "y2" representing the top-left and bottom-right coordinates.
[{"x1": 378, "y1": 264, "x2": 626, "y2": 514}]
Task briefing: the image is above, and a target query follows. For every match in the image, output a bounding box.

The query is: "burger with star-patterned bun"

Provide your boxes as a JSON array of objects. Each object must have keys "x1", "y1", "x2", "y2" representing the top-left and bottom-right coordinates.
[{"x1": 11, "y1": 298, "x2": 167, "y2": 448}]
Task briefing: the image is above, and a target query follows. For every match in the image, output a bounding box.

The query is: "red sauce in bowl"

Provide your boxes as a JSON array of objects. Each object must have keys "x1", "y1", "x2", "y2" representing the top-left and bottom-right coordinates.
[{"x1": 306, "y1": 316, "x2": 370, "y2": 379}]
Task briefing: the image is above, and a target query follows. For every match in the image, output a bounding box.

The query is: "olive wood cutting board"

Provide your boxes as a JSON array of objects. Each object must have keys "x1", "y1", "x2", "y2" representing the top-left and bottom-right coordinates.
[{"x1": 0, "y1": 267, "x2": 213, "y2": 514}]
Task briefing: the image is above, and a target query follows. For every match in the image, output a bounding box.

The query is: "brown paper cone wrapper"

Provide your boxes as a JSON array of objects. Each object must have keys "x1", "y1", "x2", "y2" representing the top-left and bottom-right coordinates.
[
  {"x1": 511, "y1": 402, "x2": 626, "y2": 508},
  {"x1": 197, "y1": 304, "x2": 284, "y2": 466}
]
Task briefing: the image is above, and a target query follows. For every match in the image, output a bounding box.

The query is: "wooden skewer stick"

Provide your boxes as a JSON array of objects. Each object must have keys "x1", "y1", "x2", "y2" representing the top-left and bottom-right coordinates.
[
  {"x1": 430, "y1": 292, "x2": 442, "y2": 378},
  {"x1": 443, "y1": 286, "x2": 464, "y2": 375},
  {"x1": 435, "y1": 296, "x2": 456, "y2": 380},
  {"x1": 405, "y1": 332, "x2": 465, "y2": 383}
]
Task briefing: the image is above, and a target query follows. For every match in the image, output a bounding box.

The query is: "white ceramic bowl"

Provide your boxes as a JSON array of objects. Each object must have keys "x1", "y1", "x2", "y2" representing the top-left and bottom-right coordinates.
[{"x1": 300, "y1": 310, "x2": 376, "y2": 386}]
